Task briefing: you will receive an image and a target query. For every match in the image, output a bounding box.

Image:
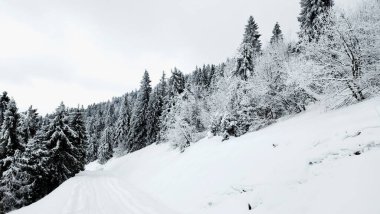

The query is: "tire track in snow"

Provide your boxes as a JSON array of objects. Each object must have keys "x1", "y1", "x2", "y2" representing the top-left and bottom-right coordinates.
[{"x1": 57, "y1": 172, "x2": 179, "y2": 214}]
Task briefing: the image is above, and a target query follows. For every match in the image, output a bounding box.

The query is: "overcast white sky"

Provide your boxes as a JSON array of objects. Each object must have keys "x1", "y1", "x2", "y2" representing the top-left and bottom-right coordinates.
[{"x1": 0, "y1": 0, "x2": 362, "y2": 114}]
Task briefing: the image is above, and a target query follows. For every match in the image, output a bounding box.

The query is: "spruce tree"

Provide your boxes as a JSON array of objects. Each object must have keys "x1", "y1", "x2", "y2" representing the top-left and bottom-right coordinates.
[
  {"x1": 98, "y1": 127, "x2": 113, "y2": 164},
  {"x1": 0, "y1": 99, "x2": 23, "y2": 173},
  {"x1": 0, "y1": 92, "x2": 10, "y2": 127},
  {"x1": 270, "y1": 22, "x2": 284, "y2": 45},
  {"x1": 236, "y1": 16, "x2": 262, "y2": 80},
  {"x1": 146, "y1": 72, "x2": 167, "y2": 145},
  {"x1": 242, "y1": 16, "x2": 262, "y2": 53},
  {"x1": 44, "y1": 103, "x2": 85, "y2": 187},
  {"x1": 19, "y1": 106, "x2": 39, "y2": 145},
  {"x1": 126, "y1": 70, "x2": 152, "y2": 152},
  {"x1": 0, "y1": 129, "x2": 53, "y2": 213},
  {"x1": 145, "y1": 88, "x2": 162, "y2": 145},
  {"x1": 298, "y1": 0, "x2": 334, "y2": 41},
  {"x1": 169, "y1": 68, "x2": 185, "y2": 95},
  {"x1": 114, "y1": 95, "x2": 132, "y2": 152},
  {"x1": 69, "y1": 108, "x2": 87, "y2": 171}
]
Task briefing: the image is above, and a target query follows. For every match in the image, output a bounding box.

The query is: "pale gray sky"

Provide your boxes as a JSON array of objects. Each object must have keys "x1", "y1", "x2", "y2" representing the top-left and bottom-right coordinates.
[{"x1": 0, "y1": 0, "x2": 361, "y2": 114}]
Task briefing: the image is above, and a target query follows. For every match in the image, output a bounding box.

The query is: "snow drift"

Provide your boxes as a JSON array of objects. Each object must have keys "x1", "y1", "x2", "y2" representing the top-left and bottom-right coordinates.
[{"x1": 12, "y1": 97, "x2": 380, "y2": 214}]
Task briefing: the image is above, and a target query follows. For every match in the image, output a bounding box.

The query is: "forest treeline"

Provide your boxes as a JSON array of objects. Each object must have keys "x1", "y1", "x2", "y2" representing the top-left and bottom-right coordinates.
[{"x1": 0, "y1": 0, "x2": 379, "y2": 213}]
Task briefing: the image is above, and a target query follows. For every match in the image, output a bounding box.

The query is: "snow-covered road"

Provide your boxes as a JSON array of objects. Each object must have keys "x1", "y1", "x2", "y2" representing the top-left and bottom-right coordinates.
[{"x1": 12, "y1": 170, "x2": 178, "y2": 214}]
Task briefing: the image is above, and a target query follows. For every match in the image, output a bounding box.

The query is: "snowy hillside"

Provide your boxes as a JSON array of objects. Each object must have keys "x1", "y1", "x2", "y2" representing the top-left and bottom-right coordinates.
[{"x1": 12, "y1": 97, "x2": 380, "y2": 214}]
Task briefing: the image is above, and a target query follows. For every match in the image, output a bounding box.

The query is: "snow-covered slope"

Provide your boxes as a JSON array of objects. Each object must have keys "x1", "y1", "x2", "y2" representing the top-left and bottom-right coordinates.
[{"x1": 12, "y1": 98, "x2": 380, "y2": 214}]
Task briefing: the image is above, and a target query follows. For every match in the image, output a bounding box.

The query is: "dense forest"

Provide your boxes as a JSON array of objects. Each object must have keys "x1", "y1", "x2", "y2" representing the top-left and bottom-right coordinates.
[{"x1": 0, "y1": 0, "x2": 379, "y2": 213}]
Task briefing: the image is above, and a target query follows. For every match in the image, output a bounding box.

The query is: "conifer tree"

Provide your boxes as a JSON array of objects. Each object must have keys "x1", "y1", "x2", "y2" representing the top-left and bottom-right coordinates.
[
  {"x1": 18, "y1": 106, "x2": 39, "y2": 145},
  {"x1": 236, "y1": 16, "x2": 262, "y2": 80},
  {"x1": 69, "y1": 108, "x2": 87, "y2": 170},
  {"x1": 0, "y1": 92, "x2": 10, "y2": 127},
  {"x1": 169, "y1": 68, "x2": 186, "y2": 96},
  {"x1": 126, "y1": 70, "x2": 152, "y2": 152},
  {"x1": 146, "y1": 73, "x2": 167, "y2": 145},
  {"x1": 0, "y1": 128, "x2": 54, "y2": 213},
  {"x1": 242, "y1": 16, "x2": 262, "y2": 53},
  {"x1": 114, "y1": 95, "x2": 131, "y2": 152},
  {"x1": 43, "y1": 103, "x2": 85, "y2": 187},
  {"x1": 98, "y1": 127, "x2": 113, "y2": 164},
  {"x1": 298, "y1": 0, "x2": 334, "y2": 41},
  {"x1": 0, "y1": 99, "x2": 22, "y2": 174},
  {"x1": 270, "y1": 22, "x2": 284, "y2": 44},
  {"x1": 146, "y1": 87, "x2": 163, "y2": 145}
]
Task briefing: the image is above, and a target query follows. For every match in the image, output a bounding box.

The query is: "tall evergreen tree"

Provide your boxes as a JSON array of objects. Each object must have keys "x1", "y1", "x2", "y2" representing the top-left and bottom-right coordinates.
[
  {"x1": 114, "y1": 95, "x2": 132, "y2": 152},
  {"x1": 236, "y1": 16, "x2": 262, "y2": 80},
  {"x1": 69, "y1": 108, "x2": 87, "y2": 171},
  {"x1": 270, "y1": 22, "x2": 284, "y2": 44},
  {"x1": 0, "y1": 100, "x2": 24, "y2": 213},
  {"x1": 146, "y1": 86, "x2": 164, "y2": 145},
  {"x1": 147, "y1": 73, "x2": 168, "y2": 144},
  {"x1": 0, "y1": 92, "x2": 10, "y2": 127},
  {"x1": 298, "y1": 0, "x2": 334, "y2": 41},
  {"x1": 0, "y1": 99, "x2": 22, "y2": 174},
  {"x1": 43, "y1": 103, "x2": 85, "y2": 187},
  {"x1": 98, "y1": 127, "x2": 113, "y2": 164},
  {"x1": 169, "y1": 68, "x2": 186, "y2": 96},
  {"x1": 242, "y1": 16, "x2": 262, "y2": 53},
  {"x1": 126, "y1": 70, "x2": 152, "y2": 152},
  {"x1": 18, "y1": 106, "x2": 39, "y2": 145}
]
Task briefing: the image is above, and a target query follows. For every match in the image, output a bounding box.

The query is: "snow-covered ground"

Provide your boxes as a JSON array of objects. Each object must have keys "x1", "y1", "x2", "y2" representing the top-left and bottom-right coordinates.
[{"x1": 12, "y1": 98, "x2": 380, "y2": 214}]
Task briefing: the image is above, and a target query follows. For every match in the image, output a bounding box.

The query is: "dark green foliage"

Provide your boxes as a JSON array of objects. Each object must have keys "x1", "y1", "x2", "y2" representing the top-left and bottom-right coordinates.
[
  {"x1": 0, "y1": 92, "x2": 10, "y2": 127},
  {"x1": 18, "y1": 106, "x2": 40, "y2": 145},
  {"x1": 270, "y1": 22, "x2": 284, "y2": 44},
  {"x1": 0, "y1": 99, "x2": 23, "y2": 173},
  {"x1": 242, "y1": 16, "x2": 262, "y2": 53},
  {"x1": 114, "y1": 95, "x2": 132, "y2": 151},
  {"x1": 236, "y1": 16, "x2": 262, "y2": 80},
  {"x1": 298, "y1": 0, "x2": 334, "y2": 41},
  {"x1": 126, "y1": 70, "x2": 152, "y2": 152},
  {"x1": 146, "y1": 73, "x2": 167, "y2": 145},
  {"x1": 43, "y1": 103, "x2": 86, "y2": 187}
]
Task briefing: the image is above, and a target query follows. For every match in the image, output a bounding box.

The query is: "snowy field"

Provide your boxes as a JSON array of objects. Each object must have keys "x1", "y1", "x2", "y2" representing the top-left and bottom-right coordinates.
[{"x1": 12, "y1": 97, "x2": 380, "y2": 214}]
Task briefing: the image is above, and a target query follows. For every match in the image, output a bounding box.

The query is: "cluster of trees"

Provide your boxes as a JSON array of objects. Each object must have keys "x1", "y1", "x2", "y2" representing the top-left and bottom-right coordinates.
[
  {"x1": 0, "y1": 92, "x2": 87, "y2": 213},
  {"x1": 84, "y1": 0, "x2": 380, "y2": 158},
  {"x1": 1, "y1": 0, "x2": 379, "y2": 212}
]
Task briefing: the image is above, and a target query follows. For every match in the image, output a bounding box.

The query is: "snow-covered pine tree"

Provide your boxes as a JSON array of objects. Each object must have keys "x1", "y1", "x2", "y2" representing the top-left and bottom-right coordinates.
[
  {"x1": 242, "y1": 16, "x2": 262, "y2": 53},
  {"x1": 43, "y1": 103, "x2": 85, "y2": 187},
  {"x1": 104, "y1": 102, "x2": 117, "y2": 149},
  {"x1": 0, "y1": 150, "x2": 27, "y2": 212},
  {"x1": 298, "y1": 0, "x2": 334, "y2": 41},
  {"x1": 69, "y1": 108, "x2": 87, "y2": 171},
  {"x1": 114, "y1": 95, "x2": 132, "y2": 153},
  {"x1": 18, "y1": 106, "x2": 39, "y2": 145},
  {"x1": 126, "y1": 70, "x2": 152, "y2": 152},
  {"x1": 0, "y1": 92, "x2": 10, "y2": 128},
  {"x1": 270, "y1": 22, "x2": 284, "y2": 45},
  {"x1": 0, "y1": 127, "x2": 55, "y2": 213},
  {"x1": 98, "y1": 127, "x2": 113, "y2": 164},
  {"x1": 145, "y1": 87, "x2": 163, "y2": 145},
  {"x1": 236, "y1": 16, "x2": 262, "y2": 80},
  {"x1": 85, "y1": 117, "x2": 98, "y2": 163},
  {"x1": 169, "y1": 68, "x2": 186, "y2": 96},
  {"x1": 146, "y1": 72, "x2": 167, "y2": 145},
  {"x1": 0, "y1": 99, "x2": 23, "y2": 175},
  {"x1": 0, "y1": 100, "x2": 24, "y2": 213}
]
